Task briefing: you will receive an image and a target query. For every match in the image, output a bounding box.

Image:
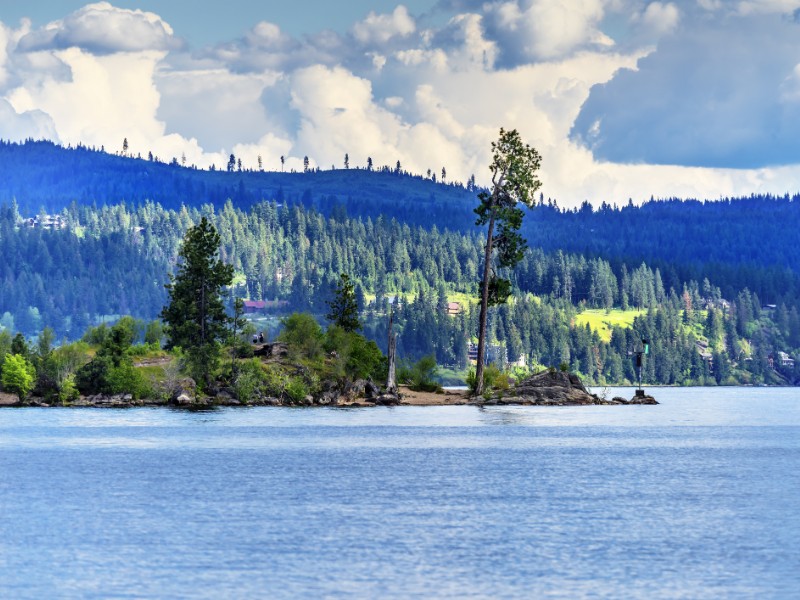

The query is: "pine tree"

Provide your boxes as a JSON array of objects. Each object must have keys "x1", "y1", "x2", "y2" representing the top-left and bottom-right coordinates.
[
  {"x1": 326, "y1": 273, "x2": 361, "y2": 332},
  {"x1": 473, "y1": 128, "x2": 542, "y2": 396},
  {"x1": 161, "y1": 217, "x2": 234, "y2": 387}
]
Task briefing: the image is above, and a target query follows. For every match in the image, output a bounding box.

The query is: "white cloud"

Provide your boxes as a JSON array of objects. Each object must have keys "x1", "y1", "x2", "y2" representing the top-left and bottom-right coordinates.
[
  {"x1": 17, "y1": 2, "x2": 177, "y2": 54},
  {"x1": 735, "y1": 0, "x2": 800, "y2": 15},
  {"x1": 0, "y1": 97, "x2": 57, "y2": 141},
  {"x1": 1, "y1": 1, "x2": 800, "y2": 208},
  {"x1": 639, "y1": 2, "x2": 680, "y2": 36},
  {"x1": 572, "y1": 12, "x2": 800, "y2": 169},
  {"x1": 8, "y1": 48, "x2": 167, "y2": 149},
  {"x1": 351, "y1": 6, "x2": 416, "y2": 46},
  {"x1": 484, "y1": 0, "x2": 612, "y2": 64}
]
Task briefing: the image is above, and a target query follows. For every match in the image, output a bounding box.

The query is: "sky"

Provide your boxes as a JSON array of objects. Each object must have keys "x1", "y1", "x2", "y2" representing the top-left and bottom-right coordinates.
[{"x1": 2, "y1": 1, "x2": 800, "y2": 206}]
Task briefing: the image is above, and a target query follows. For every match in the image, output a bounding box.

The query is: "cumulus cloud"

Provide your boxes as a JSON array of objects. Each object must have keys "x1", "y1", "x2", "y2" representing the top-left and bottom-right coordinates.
[
  {"x1": 2, "y1": 1, "x2": 800, "y2": 208},
  {"x1": 638, "y1": 2, "x2": 680, "y2": 36},
  {"x1": 0, "y1": 98, "x2": 58, "y2": 141},
  {"x1": 572, "y1": 12, "x2": 800, "y2": 168},
  {"x1": 482, "y1": 0, "x2": 613, "y2": 65},
  {"x1": 17, "y1": 2, "x2": 178, "y2": 54},
  {"x1": 351, "y1": 5, "x2": 416, "y2": 45}
]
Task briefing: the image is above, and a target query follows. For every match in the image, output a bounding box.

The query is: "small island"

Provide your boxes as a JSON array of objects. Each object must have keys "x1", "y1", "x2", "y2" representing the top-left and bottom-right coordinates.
[{"x1": 0, "y1": 217, "x2": 657, "y2": 410}]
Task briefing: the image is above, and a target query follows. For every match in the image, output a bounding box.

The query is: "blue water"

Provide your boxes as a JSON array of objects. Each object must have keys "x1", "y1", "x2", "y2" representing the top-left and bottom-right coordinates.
[{"x1": 1, "y1": 387, "x2": 799, "y2": 599}]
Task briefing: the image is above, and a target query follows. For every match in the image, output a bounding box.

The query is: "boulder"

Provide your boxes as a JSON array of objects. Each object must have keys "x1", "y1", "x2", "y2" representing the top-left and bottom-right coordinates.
[
  {"x1": 254, "y1": 342, "x2": 289, "y2": 360},
  {"x1": 316, "y1": 391, "x2": 339, "y2": 406},
  {"x1": 0, "y1": 392, "x2": 20, "y2": 406},
  {"x1": 174, "y1": 393, "x2": 193, "y2": 406},
  {"x1": 374, "y1": 393, "x2": 401, "y2": 406},
  {"x1": 629, "y1": 391, "x2": 658, "y2": 404},
  {"x1": 486, "y1": 370, "x2": 610, "y2": 406},
  {"x1": 364, "y1": 380, "x2": 380, "y2": 399},
  {"x1": 170, "y1": 378, "x2": 197, "y2": 403}
]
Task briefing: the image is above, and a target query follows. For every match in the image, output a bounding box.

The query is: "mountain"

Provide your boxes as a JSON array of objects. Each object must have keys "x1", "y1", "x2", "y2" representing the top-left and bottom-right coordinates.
[
  {"x1": 2, "y1": 138, "x2": 800, "y2": 386},
  {"x1": 0, "y1": 139, "x2": 478, "y2": 230},
  {"x1": 4, "y1": 139, "x2": 800, "y2": 293}
]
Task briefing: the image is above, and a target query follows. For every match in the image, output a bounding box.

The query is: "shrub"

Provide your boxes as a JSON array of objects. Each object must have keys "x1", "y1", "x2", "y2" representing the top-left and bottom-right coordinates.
[
  {"x1": 261, "y1": 365, "x2": 288, "y2": 398},
  {"x1": 407, "y1": 355, "x2": 442, "y2": 392},
  {"x1": 106, "y1": 363, "x2": 151, "y2": 399},
  {"x1": 1, "y1": 353, "x2": 36, "y2": 398},
  {"x1": 285, "y1": 376, "x2": 309, "y2": 404},
  {"x1": 75, "y1": 355, "x2": 113, "y2": 394},
  {"x1": 58, "y1": 374, "x2": 80, "y2": 404},
  {"x1": 234, "y1": 359, "x2": 264, "y2": 403},
  {"x1": 466, "y1": 364, "x2": 510, "y2": 397},
  {"x1": 278, "y1": 313, "x2": 324, "y2": 361},
  {"x1": 324, "y1": 325, "x2": 385, "y2": 381}
]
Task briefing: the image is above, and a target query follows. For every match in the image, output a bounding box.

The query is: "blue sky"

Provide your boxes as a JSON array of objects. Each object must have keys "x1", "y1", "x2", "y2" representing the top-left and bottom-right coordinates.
[
  {"x1": 1, "y1": 1, "x2": 800, "y2": 205},
  {"x1": 0, "y1": 1, "x2": 442, "y2": 43}
]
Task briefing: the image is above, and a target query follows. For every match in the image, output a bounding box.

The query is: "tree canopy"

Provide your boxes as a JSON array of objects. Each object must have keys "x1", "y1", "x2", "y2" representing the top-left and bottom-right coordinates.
[
  {"x1": 161, "y1": 217, "x2": 233, "y2": 386},
  {"x1": 327, "y1": 273, "x2": 361, "y2": 332},
  {"x1": 474, "y1": 128, "x2": 542, "y2": 395}
]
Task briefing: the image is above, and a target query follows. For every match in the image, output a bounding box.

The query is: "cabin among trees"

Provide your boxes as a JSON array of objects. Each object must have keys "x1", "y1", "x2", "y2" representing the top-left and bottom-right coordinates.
[{"x1": 243, "y1": 300, "x2": 289, "y2": 314}]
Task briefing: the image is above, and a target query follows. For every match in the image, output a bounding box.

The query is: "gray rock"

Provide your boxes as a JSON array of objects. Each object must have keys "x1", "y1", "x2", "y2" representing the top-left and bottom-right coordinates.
[
  {"x1": 629, "y1": 393, "x2": 658, "y2": 404},
  {"x1": 0, "y1": 392, "x2": 20, "y2": 406},
  {"x1": 484, "y1": 370, "x2": 649, "y2": 406},
  {"x1": 374, "y1": 393, "x2": 401, "y2": 406}
]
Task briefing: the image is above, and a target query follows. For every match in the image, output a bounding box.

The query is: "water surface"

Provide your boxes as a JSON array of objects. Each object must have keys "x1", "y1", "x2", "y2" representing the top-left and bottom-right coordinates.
[{"x1": 1, "y1": 387, "x2": 798, "y2": 598}]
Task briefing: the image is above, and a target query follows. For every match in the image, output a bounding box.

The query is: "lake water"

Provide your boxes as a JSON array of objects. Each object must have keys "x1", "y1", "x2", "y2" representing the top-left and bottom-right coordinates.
[{"x1": 1, "y1": 387, "x2": 799, "y2": 599}]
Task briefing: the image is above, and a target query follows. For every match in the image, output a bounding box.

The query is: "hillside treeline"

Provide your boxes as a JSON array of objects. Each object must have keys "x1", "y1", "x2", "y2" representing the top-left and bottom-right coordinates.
[{"x1": 2, "y1": 200, "x2": 800, "y2": 385}]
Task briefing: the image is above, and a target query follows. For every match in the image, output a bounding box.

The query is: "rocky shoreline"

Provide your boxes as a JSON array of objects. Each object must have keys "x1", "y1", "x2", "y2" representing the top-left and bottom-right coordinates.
[
  {"x1": 0, "y1": 370, "x2": 657, "y2": 408},
  {"x1": 480, "y1": 370, "x2": 658, "y2": 406}
]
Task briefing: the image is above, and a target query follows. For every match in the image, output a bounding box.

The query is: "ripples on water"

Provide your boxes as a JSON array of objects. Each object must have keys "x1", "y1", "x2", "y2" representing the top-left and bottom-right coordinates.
[{"x1": 1, "y1": 387, "x2": 799, "y2": 599}]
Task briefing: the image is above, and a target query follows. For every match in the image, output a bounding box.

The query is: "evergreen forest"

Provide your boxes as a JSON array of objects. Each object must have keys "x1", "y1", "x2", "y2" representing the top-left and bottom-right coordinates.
[{"x1": 1, "y1": 140, "x2": 800, "y2": 386}]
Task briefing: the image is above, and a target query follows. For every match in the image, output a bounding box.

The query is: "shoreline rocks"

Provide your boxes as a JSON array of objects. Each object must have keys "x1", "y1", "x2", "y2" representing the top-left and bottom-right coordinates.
[
  {"x1": 480, "y1": 370, "x2": 659, "y2": 406},
  {"x1": 1, "y1": 372, "x2": 657, "y2": 408}
]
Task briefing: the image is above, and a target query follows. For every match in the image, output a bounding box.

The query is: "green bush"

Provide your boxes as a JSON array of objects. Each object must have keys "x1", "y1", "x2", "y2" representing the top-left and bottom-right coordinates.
[
  {"x1": 278, "y1": 313, "x2": 324, "y2": 361},
  {"x1": 1, "y1": 353, "x2": 36, "y2": 398},
  {"x1": 406, "y1": 355, "x2": 442, "y2": 392},
  {"x1": 466, "y1": 364, "x2": 510, "y2": 397},
  {"x1": 58, "y1": 374, "x2": 80, "y2": 404},
  {"x1": 74, "y1": 355, "x2": 113, "y2": 394},
  {"x1": 106, "y1": 363, "x2": 151, "y2": 399},
  {"x1": 261, "y1": 365, "x2": 288, "y2": 398},
  {"x1": 285, "y1": 376, "x2": 309, "y2": 404},
  {"x1": 234, "y1": 359, "x2": 264, "y2": 403},
  {"x1": 324, "y1": 325, "x2": 385, "y2": 381}
]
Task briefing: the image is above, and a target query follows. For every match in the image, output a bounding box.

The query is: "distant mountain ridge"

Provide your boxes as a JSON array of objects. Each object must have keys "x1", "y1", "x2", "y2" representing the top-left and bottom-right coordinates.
[
  {"x1": 3, "y1": 138, "x2": 800, "y2": 287},
  {"x1": 0, "y1": 139, "x2": 477, "y2": 229}
]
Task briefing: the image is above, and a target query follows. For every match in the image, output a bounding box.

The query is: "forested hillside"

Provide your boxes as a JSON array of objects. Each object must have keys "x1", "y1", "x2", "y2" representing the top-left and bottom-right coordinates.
[
  {"x1": 3, "y1": 199, "x2": 799, "y2": 386},
  {"x1": 0, "y1": 140, "x2": 476, "y2": 229},
  {"x1": 4, "y1": 139, "x2": 800, "y2": 295}
]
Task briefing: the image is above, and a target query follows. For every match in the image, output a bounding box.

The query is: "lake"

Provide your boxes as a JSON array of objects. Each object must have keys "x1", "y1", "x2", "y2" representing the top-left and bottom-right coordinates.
[{"x1": 1, "y1": 387, "x2": 799, "y2": 599}]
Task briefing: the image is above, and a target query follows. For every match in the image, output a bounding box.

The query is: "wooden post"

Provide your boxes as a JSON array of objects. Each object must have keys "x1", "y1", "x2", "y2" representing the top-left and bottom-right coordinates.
[{"x1": 386, "y1": 333, "x2": 397, "y2": 394}]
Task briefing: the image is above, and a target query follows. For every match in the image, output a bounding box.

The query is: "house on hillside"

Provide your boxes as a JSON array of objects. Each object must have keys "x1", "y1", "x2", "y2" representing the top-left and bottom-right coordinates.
[
  {"x1": 447, "y1": 302, "x2": 462, "y2": 315},
  {"x1": 696, "y1": 341, "x2": 714, "y2": 371},
  {"x1": 243, "y1": 300, "x2": 267, "y2": 314},
  {"x1": 243, "y1": 299, "x2": 289, "y2": 314},
  {"x1": 770, "y1": 351, "x2": 795, "y2": 369},
  {"x1": 467, "y1": 341, "x2": 507, "y2": 368},
  {"x1": 24, "y1": 214, "x2": 65, "y2": 230}
]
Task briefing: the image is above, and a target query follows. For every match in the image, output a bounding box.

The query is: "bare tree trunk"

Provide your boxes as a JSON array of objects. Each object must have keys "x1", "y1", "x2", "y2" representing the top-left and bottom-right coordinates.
[
  {"x1": 474, "y1": 214, "x2": 496, "y2": 397},
  {"x1": 386, "y1": 333, "x2": 397, "y2": 394}
]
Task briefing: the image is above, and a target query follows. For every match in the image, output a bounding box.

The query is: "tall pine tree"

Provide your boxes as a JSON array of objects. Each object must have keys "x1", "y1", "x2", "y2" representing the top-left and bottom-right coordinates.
[{"x1": 161, "y1": 217, "x2": 233, "y2": 387}]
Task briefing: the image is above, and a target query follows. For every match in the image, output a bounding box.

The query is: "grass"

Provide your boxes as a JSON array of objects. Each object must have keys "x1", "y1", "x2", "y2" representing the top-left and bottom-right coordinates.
[
  {"x1": 435, "y1": 366, "x2": 470, "y2": 386},
  {"x1": 574, "y1": 308, "x2": 645, "y2": 342}
]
